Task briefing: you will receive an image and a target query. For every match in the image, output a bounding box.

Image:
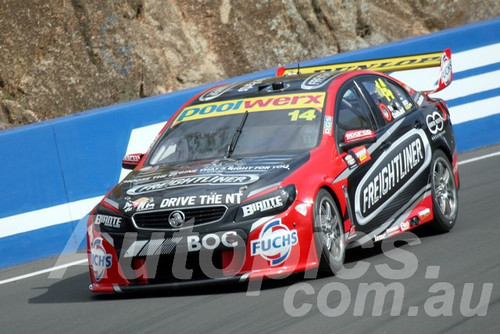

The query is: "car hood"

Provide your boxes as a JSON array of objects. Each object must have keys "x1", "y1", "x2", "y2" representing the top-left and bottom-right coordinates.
[{"x1": 107, "y1": 153, "x2": 310, "y2": 215}]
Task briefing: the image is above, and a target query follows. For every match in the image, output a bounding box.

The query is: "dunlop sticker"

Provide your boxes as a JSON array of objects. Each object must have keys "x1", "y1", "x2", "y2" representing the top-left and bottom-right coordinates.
[{"x1": 282, "y1": 52, "x2": 442, "y2": 75}]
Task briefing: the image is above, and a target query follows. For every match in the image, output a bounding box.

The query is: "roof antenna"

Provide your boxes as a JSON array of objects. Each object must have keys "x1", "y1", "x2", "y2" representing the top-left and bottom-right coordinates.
[{"x1": 297, "y1": 62, "x2": 301, "y2": 75}]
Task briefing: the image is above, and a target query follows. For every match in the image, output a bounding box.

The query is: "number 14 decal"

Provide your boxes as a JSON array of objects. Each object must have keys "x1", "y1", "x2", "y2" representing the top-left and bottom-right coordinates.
[{"x1": 288, "y1": 109, "x2": 317, "y2": 121}]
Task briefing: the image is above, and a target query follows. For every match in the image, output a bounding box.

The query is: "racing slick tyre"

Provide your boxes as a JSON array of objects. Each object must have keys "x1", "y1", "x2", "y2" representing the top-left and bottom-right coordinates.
[
  {"x1": 313, "y1": 189, "x2": 345, "y2": 275},
  {"x1": 430, "y1": 150, "x2": 458, "y2": 232}
]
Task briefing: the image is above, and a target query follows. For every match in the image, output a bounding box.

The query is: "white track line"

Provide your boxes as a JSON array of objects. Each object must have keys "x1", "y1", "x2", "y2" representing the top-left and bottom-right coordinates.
[
  {"x1": 0, "y1": 150, "x2": 499, "y2": 286},
  {"x1": 0, "y1": 259, "x2": 87, "y2": 285},
  {"x1": 458, "y1": 151, "x2": 500, "y2": 166}
]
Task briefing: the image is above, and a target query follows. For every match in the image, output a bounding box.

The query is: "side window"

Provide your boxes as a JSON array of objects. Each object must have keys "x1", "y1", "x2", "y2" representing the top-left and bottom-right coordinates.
[
  {"x1": 335, "y1": 86, "x2": 375, "y2": 141},
  {"x1": 387, "y1": 80, "x2": 415, "y2": 113},
  {"x1": 360, "y1": 77, "x2": 412, "y2": 124}
]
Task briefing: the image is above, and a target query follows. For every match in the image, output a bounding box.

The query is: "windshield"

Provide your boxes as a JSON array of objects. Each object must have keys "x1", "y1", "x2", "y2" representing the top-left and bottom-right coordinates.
[{"x1": 148, "y1": 94, "x2": 325, "y2": 165}]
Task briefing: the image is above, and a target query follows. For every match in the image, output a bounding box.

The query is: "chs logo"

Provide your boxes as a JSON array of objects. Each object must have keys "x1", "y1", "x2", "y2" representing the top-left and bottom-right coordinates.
[
  {"x1": 250, "y1": 219, "x2": 298, "y2": 266},
  {"x1": 91, "y1": 237, "x2": 112, "y2": 281}
]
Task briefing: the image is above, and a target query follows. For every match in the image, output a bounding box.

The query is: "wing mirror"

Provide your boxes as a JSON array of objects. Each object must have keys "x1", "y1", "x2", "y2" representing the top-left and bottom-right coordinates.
[
  {"x1": 339, "y1": 129, "x2": 376, "y2": 151},
  {"x1": 122, "y1": 153, "x2": 144, "y2": 170}
]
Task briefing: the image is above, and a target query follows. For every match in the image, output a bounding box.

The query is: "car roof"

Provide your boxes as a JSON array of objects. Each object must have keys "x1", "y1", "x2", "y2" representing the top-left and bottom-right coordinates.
[{"x1": 190, "y1": 71, "x2": 347, "y2": 105}]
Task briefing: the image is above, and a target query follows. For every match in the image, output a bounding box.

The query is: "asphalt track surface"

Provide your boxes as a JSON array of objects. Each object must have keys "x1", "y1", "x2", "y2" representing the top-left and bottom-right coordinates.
[{"x1": 1, "y1": 145, "x2": 499, "y2": 334}]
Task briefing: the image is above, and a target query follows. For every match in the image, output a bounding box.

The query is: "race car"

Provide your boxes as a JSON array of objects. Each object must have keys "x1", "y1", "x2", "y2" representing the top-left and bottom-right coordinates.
[{"x1": 87, "y1": 49, "x2": 459, "y2": 292}]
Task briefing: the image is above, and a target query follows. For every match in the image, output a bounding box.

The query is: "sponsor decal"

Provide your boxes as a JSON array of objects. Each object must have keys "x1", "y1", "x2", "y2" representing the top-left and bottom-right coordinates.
[
  {"x1": 187, "y1": 231, "x2": 239, "y2": 252},
  {"x1": 426, "y1": 111, "x2": 444, "y2": 134},
  {"x1": 123, "y1": 232, "x2": 240, "y2": 257},
  {"x1": 175, "y1": 93, "x2": 326, "y2": 123},
  {"x1": 418, "y1": 208, "x2": 431, "y2": 221},
  {"x1": 198, "y1": 164, "x2": 288, "y2": 173},
  {"x1": 346, "y1": 225, "x2": 357, "y2": 240},
  {"x1": 361, "y1": 139, "x2": 422, "y2": 215},
  {"x1": 136, "y1": 197, "x2": 155, "y2": 212},
  {"x1": 160, "y1": 193, "x2": 242, "y2": 208},
  {"x1": 416, "y1": 94, "x2": 425, "y2": 106},
  {"x1": 324, "y1": 115, "x2": 333, "y2": 135},
  {"x1": 431, "y1": 130, "x2": 446, "y2": 141},
  {"x1": 124, "y1": 197, "x2": 155, "y2": 212},
  {"x1": 344, "y1": 129, "x2": 375, "y2": 144},
  {"x1": 237, "y1": 79, "x2": 266, "y2": 92},
  {"x1": 167, "y1": 169, "x2": 198, "y2": 177},
  {"x1": 355, "y1": 129, "x2": 431, "y2": 225},
  {"x1": 386, "y1": 225, "x2": 400, "y2": 234},
  {"x1": 389, "y1": 102, "x2": 406, "y2": 119},
  {"x1": 295, "y1": 203, "x2": 308, "y2": 217},
  {"x1": 123, "y1": 173, "x2": 168, "y2": 184},
  {"x1": 198, "y1": 83, "x2": 236, "y2": 102},
  {"x1": 281, "y1": 51, "x2": 442, "y2": 75},
  {"x1": 242, "y1": 196, "x2": 284, "y2": 217},
  {"x1": 400, "y1": 220, "x2": 410, "y2": 231},
  {"x1": 350, "y1": 146, "x2": 371, "y2": 165},
  {"x1": 380, "y1": 103, "x2": 393, "y2": 122},
  {"x1": 90, "y1": 237, "x2": 112, "y2": 281},
  {"x1": 402, "y1": 98, "x2": 412, "y2": 110},
  {"x1": 374, "y1": 233, "x2": 386, "y2": 242},
  {"x1": 95, "y1": 214, "x2": 122, "y2": 228},
  {"x1": 161, "y1": 196, "x2": 196, "y2": 208},
  {"x1": 344, "y1": 154, "x2": 357, "y2": 169},
  {"x1": 123, "y1": 153, "x2": 142, "y2": 163},
  {"x1": 439, "y1": 51, "x2": 452, "y2": 87},
  {"x1": 127, "y1": 174, "x2": 259, "y2": 195},
  {"x1": 301, "y1": 72, "x2": 337, "y2": 90},
  {"x1": 250, "y1": 219, "x2": 298, "y2": 266}
]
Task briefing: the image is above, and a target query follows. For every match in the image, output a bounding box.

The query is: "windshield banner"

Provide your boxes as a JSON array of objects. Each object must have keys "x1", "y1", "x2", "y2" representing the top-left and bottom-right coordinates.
[{"x1": 174, "y1": 92, "x2": 326, "y2": 124}]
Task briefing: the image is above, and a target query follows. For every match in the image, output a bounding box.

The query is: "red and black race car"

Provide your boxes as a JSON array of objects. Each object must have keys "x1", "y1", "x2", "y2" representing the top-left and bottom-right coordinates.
[{"x1": 87, "y1": 50, "x2": 459, "y2": 292}]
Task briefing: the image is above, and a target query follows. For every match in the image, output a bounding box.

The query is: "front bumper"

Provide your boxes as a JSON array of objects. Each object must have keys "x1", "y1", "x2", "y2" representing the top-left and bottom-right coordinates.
[{"x1": 87, "y1": 202, "x2": 319, "y2": 293}]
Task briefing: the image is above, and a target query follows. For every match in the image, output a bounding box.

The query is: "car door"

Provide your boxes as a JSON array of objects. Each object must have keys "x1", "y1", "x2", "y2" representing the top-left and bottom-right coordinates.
[
  {"x1": 336, "y1": 75, "x2": 432, "y2": 236},
  {"x1": 333, "y1": 80, "x2": 379, "y2": 235}
]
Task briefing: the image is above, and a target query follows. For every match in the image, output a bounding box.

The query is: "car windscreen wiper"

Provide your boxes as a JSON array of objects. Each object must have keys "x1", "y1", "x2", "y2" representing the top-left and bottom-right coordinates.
[{"x1": 225, "y1": 110, "x2": 249, "y2": 158}]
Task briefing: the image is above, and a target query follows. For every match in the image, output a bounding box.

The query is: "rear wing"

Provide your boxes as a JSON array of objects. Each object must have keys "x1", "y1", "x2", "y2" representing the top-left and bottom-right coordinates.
[{"x1": 277, "y1": 49, "x2": 453, "y2": 94}]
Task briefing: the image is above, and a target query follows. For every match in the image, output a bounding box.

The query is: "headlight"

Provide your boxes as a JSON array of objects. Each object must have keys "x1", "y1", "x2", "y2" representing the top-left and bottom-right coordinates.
[{"x1": 235, "y1": 185, "x2": 296, "y2": 222}]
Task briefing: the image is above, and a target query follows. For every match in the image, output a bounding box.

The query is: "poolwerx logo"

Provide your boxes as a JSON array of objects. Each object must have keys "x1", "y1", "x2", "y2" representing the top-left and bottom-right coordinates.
[{"x1": 175, "y1": 93, "x2": 326, "y2": 123}]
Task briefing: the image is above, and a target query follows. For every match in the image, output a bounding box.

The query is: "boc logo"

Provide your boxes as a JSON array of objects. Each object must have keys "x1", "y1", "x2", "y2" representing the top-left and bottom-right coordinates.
[
  {"x1": 250, "y1": 219, "x2": 298, "y2": 266},
  {"x1": 91, "y1": 237, "x2": 112, "y2": 281},
  {"x1": 426, "y1": 111, "x2": 444, "y2": 134}
]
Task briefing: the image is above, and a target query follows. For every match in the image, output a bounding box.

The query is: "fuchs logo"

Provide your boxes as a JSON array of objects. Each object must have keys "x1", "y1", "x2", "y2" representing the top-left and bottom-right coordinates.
[
  {"x1": 250, "y1": 219, "x2": 298, "y2": 266},
  {"x1": 301, "y1": 72, "x2": 337, "y2": 90},
  {"x1": 90, "y1": 238, "x2": 112, "y2": 281}
]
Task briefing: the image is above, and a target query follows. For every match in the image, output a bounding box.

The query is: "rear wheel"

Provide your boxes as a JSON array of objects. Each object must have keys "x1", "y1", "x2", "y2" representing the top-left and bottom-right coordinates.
[
  {"x1": 313, "y1": 189, "x2": 345, "y2": 275},
  {"x1": 430, "y1": 150, "x2": 458, "y2": 232}
]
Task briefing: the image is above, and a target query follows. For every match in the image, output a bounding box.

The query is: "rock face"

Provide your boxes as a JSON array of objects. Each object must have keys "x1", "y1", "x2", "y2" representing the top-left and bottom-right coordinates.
[{"x1": 0, "y1": 0, "x2": 498, "y2": 129}]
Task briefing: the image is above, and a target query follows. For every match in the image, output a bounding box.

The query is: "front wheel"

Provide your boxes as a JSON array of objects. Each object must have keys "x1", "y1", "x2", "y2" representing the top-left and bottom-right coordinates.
[
  {"x1": 430, "y1": 150, "x2": 458, "y2": 232},
  {"x1": 313, "y1": 189, "x2": 345, "y2": 275}
]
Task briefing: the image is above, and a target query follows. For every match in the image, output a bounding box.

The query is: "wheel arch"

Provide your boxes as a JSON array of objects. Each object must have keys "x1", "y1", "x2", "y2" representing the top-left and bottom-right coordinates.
[
  {"x1": 435, "y1": 144, "x2": 453, "y2": 163},
  {"x1": 316, "y1": 185, "x2": 347, "y2": 233}
]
